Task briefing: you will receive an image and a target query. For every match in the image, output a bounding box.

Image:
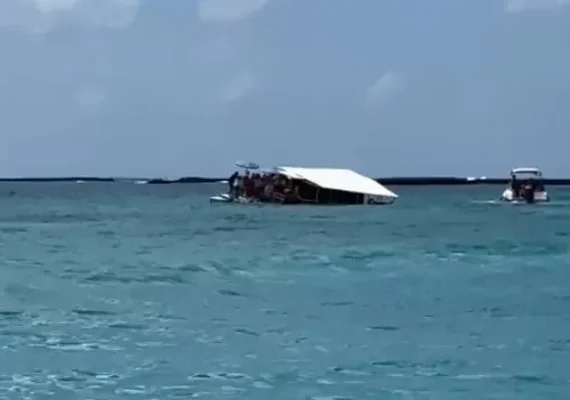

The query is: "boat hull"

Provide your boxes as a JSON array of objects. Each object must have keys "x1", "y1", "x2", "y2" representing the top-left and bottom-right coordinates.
[
  {"x1": 210, "y1": 194, "x2": 233, "y2": 203},
  {"x1": 209, "y1": 193, "x2": 396, "y2": 205},
  {"x1": 500, "y1": 188, "x2": 549, "y2": 203},
  {"x1": 209, "y1": 194, "x2": 260, "y2": 204},
  {"x1": 362, "y1": 194, "x2": 396, "y2": 205}
]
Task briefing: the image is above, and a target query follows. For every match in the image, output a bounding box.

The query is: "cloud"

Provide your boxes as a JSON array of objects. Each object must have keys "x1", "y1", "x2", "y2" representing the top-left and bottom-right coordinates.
[
  {"x1": 218, "y1": 71, "x2": 258, "y2": 103},
  {"x1": 0, "y1": 0, "x2": 140, "y2": 33},
  {"x1": 197, "y1": 0, "x2": 270, "y2": 23},
  {"x1": 504, "y1": 0, "x2": 570, "y2": 13},
  {"x1": 366, "y1": 71, "x2": 405, "y2": 110},
  {"x1": 196, "y1": 1, "x2": 268, "y2": 105}
]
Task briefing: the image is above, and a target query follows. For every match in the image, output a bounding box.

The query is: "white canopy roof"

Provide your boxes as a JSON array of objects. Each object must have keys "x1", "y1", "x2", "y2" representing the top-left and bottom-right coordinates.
[
  {"x1": 274, "y1": 166, "x2": 398, "y2": 198},
  {"x1": 511, "y1": 167, "x2": 543, "y2": 178},
  {"x1": 511, "y1": 167, "x2": 541, "y2": 175}
]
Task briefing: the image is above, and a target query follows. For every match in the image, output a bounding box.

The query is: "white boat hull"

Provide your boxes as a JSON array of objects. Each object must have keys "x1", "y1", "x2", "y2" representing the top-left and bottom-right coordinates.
[
  {"x1": 210, "y1": 193, "x2": 233, "y2": 203},
  {"x1": 209, "y1": 194, "x2": 259, "y2": 204},
  {"x1": 500, "y1": 188, "x2": 549, "y2": 203}
]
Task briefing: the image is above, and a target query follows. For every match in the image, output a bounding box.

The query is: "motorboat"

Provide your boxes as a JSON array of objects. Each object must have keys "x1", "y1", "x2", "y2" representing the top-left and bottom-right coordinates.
[
  {"x1": 209, "y1": 194, "x2": 258, "y2": 204},
  {"x1": 209, "y1": 161, "x2": 260, "y2": 203},
  {"x1": 210, "y1": 193, "x2": 233, "y2": 203},
  {"x1": 210, "y1": 164, "x2": 398, "y2": 205},
  {"x1": 500, "y1": 167, "x2": 549, "y2": 204}
]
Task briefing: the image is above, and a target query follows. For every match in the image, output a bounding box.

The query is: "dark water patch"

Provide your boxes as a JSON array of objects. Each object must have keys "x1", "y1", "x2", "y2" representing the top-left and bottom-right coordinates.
[
  {"x1": 465, "y1": 243, "x2": 489, "y2": 251},
  {"x1": 0, "y1": 226, "x2": 28, "y2": 234},
  {"x1": 72, "y1": 369, "x2": 105, "y2": 378},
  {"x1": 57, "y1": 374, "x2": 89, "y2": 383},
  {"x1": 188, "y1": 372, "x2": 251, "y2": 381},
  {"x1": 188, "y1": 373, "x2": 212, "y2": 381},
  {"x1": 84, "y1": 272, "x2": 186, "y2": 284},
  {"x1": 340, "y1": 249, "x2": 396, "y2": 261},
  {"x1": 135, "y1": 246, "x2": 159, "y2": 255},
  {"x1": 548, "y1": 338, "x2": 570, "y2": 352},
  {"x1": 108, "y1": 322, "x2": 146, "y2": 330},
  {"x1": 263, "y1": 370, "x2": 302, "y2": 384},
  {"x1": 308, "y1": 215, "x2": 334, "y2": 221},
  {"x1": 0, "y1": 310, "x2": 23, "y2": 319},
  {"x1": 367, "y1": 325, "x2": 400, "y2": 331},
  {"x1": 321, "y1": 301, "x2": 353, "y2": 307},
  {"x1": 212, "y1": 225, "x2": 259, "y2": 233},
  {"x1": 142, "y1": 273, "x2": 186, "y2": 284},
  {"x1": 177, "y1": 263, "x2": 208, "y2": 272},
  {"x1": 83, "y1": 272, "x2": 137, "y2": 284},
  {"x1": 96, "y1": 229, "x2": 116, "y2": 238},
  {"x1": 45, "y1": 340, "x2": 104, "y2": 351},
  {"x1": 289, "y1": 251, "x2": 330, "y2": 264},
  {"x1": 156, "y1": 385, "x2": 196, "y2": 398},
  {"x1": 223, "y1": 213, "x2": 256, "y2": 222},
  {"x1": 369, "y1": 357, "x2": 467, "y2": 374},
  {"x1": 548, "y1": 338, "x2": 570, "y2": 345},
  {"x1": 156, "y1": 313, "x2": 188, "y2": 321},
  {"x1": 72, "y1": 309, "x2": 116, "y2": 317},
  {"x1": 218, "y1": 372, "x2": 249, "y2": 380},
  {"x1": 465, "y1": 307, "x2": 511, "y2": 318},
  {"x1": 512, "y1": 374, "x2": 549, "y2": 384},
  {"x1": 265, "y1": 327, "x2": 287, "y2": 334},
  {"x1": 371, "y1": 360, "x2": 412, "y2": 368},
  {"x1": 47, "y1": 244, "x2": 68, "y2": 253},
  {"x1": 48, "y1": 213, "x2": 102, "y2": 223},
  {"x1": 199, "y1": 261, "x2": 236, "y2": 275},
  {"x1": 445, "y1": 242, "x2": 501, "y2": 254},
  {"x1": 210, "y1": 317, "x2": 228, "y2": 324},
  {"x1": 328, "y1": 366, "x2": 370, "y2": 377},
  {"x1": 367, "y1": 220, "x2": 389, "y2": 227},
  {"x1": 0, "y1": 329, "x2": 46, "y2": 338},
  {"x1": 189, "y1": 228, "x2": 212, "y2": 237},
  {"x1": 218, "y1": 289, "x2": 247, "y2": 298},
  {"x1": 234, "y1": 328, "x2": 259, "y2": 336}
]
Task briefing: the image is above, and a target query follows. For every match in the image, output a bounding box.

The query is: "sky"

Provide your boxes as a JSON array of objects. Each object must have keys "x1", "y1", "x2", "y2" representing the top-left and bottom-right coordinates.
[{"x1": 0, "y1": 0, "x2": 569, "y2": 178}]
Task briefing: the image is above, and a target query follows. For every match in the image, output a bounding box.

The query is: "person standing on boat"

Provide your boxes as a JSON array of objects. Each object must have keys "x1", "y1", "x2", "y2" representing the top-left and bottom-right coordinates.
[
  {"x1": 510, "y1": 172, "x2": 520, "y2": 199},
  {"x1": 228, "y1": 171, "x2": 239, "y2": 197}
]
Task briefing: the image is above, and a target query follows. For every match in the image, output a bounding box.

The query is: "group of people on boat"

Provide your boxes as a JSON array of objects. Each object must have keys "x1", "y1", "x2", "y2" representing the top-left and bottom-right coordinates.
[
  {"x1": 508, "y1": 172, "x2": 543, "y2": 202},
  {"x1": 227, "y1": 170, "x2": 314, "y2": 203}
]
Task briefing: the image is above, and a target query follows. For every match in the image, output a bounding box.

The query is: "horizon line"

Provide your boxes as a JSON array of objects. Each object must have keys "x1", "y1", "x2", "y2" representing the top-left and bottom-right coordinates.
[{"x1": 0, "y1": 175, "x2": 568, "y2": 185}]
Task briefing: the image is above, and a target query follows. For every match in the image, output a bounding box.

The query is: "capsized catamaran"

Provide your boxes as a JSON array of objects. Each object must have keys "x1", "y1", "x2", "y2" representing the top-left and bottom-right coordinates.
[{"x1": 210, "y1": 162, "x2": 398, "y2": 205}]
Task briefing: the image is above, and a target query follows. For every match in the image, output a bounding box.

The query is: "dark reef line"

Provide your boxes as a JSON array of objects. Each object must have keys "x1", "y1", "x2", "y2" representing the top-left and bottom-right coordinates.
[
  {"x1": 0, "y1": 177, "x2": 115, "y2": 182},
  {"x1": 1, "y1": 176, "x2": 570, "y2": 185}
]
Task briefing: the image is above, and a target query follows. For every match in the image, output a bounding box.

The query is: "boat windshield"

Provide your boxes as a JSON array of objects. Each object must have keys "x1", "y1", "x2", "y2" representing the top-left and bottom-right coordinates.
[{"x1": 512, "y1": 172, "x2": 542, "y2": 181}]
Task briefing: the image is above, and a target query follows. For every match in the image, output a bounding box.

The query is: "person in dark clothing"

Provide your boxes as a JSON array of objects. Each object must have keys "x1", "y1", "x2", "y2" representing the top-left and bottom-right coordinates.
[
  {"x1": 228, "y1": 171, "x2": 239, "y2": 196},
  {"x1": 510, "y1": 173, "x2": 520, "y2": 199}
]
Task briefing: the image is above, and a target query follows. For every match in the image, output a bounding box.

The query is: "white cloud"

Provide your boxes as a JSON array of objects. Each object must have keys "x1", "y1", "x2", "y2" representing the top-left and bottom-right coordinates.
[
  {"x1": 198, "y1": 0, "x2": 270, "y2": 23},
  {"x1": 218, "y1": 71, "x2": 257, "y2": 102},
  {"x1": 366, "y1": 71, "x2": 405, "y2": 110},
  {"x1": 505, "y1": 0, "x2": 570, "y2": 13},
  {"x1": 0, "y1": 0, "x2": 139, "y2": 33}
]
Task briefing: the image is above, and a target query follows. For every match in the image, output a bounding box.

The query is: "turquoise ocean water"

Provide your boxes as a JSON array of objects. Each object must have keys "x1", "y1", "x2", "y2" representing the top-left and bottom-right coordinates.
[{"x1": 0, "y1": 182, "x2": 569, "y2": 399}]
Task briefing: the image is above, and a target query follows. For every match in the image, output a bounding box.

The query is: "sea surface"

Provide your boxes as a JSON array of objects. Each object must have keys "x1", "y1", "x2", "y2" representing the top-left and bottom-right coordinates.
[{"x1": 0, "y1": 182, "x2": 569, "y2": 399}]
